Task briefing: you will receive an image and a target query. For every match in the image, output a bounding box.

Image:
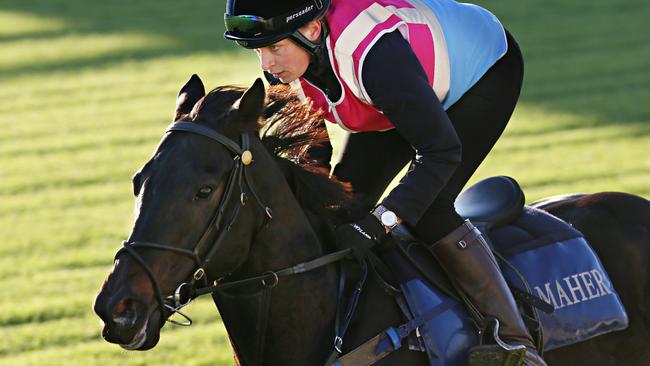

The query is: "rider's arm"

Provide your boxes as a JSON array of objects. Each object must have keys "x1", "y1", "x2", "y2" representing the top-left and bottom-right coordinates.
[{"x1": 362, "y1": 31, "x2": 462, "y2": 226}]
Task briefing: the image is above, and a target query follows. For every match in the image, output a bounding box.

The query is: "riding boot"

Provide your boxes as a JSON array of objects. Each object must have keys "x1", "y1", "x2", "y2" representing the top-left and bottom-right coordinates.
[{"x1": 427, "y1": 220, "x2": 547, "y2": 366}]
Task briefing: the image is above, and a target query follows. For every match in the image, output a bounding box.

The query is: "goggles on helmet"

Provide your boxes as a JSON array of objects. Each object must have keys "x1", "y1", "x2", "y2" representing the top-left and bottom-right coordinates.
[
  {"x1": 224, "y1": 14, "x2": 279, "y2": 36},
  {"x1": 224, "y1": 0, "x2": 326, "y2": 49}
]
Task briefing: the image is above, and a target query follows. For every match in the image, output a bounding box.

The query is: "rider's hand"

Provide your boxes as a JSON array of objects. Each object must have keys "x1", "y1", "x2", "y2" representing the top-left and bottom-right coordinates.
[{"x1": 335, "y1": 213, "x2": 388, "y2": 258}]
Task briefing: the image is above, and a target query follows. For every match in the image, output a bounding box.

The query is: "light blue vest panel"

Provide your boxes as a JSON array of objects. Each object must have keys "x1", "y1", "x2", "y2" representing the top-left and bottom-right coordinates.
[{"x1": 421, "y1": 0, "x2": 508, "y2": 109}]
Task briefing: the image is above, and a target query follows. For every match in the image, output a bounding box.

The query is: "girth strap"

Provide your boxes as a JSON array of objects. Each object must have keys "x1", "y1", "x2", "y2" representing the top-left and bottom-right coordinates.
[{"x1": 330, "y1": 298, "x2": 457, "y2": 366}]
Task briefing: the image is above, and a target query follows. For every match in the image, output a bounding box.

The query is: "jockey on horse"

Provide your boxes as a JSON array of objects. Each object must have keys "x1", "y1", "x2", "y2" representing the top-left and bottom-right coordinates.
[{"x1": 223, "y1": 0, "x2": 545, "y2": 364}]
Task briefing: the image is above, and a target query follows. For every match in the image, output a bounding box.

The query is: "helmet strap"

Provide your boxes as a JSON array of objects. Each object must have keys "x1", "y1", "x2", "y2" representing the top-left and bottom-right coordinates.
[{"x1": 289, "y1": 20, "x2": 329, "y2": 57}]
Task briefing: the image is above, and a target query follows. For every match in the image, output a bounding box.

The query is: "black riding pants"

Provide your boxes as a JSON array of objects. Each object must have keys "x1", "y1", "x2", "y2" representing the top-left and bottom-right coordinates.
[{"x1": 332, "y1": 31, "x2": 524, "y2": 244}]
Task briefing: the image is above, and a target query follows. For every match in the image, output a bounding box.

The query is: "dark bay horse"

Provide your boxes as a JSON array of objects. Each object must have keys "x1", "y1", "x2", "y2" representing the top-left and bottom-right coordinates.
[{"x1": 94, "y1": 76, "x2": 650, "y2": 365}]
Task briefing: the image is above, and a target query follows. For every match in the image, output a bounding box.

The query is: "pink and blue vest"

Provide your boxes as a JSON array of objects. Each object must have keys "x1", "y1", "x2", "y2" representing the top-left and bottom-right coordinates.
[{"x1": 290, "y1": 0, "x2": 508, "y2": 133}]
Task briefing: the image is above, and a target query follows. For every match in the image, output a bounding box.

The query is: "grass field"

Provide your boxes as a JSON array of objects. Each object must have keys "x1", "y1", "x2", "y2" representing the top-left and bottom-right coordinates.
[{"x1": 1, "y1": 0, "x2": 648, "y2": 365}]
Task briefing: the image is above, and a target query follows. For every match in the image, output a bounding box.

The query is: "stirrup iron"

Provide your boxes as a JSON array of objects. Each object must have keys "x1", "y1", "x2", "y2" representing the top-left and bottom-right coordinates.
[{"x1": 492, "y1": 318, "x2": 526, "y2": 353}]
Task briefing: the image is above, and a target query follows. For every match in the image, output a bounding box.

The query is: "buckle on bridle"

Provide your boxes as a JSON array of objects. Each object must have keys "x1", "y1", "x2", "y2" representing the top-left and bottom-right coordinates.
[
  {"x1": 261, "y1": 271, "x2": 279, "y2": 288},
  {"x1": 193, "y1": 268, "x2": 205, "y2": 281}
]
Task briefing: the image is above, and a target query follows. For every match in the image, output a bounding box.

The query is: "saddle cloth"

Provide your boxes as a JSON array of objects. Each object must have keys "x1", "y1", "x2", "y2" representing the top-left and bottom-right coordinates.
[
  {"x1": 387, "y1": 177, "x2": 628, "y2": 365},
  {"x1": 489, "y1": 206, "x2": 628, "y2": 351}
]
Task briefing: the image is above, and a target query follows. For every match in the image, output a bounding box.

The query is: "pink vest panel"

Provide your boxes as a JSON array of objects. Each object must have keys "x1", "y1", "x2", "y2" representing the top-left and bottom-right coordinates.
[{"x1": 292, "y1": 0, "x2": 448, "y2": 133}]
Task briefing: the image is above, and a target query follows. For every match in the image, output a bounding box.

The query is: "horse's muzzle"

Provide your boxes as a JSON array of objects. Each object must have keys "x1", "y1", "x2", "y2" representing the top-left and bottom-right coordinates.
[{"x1": 94, "y1": 287, "x2": 159, "y2": 348}]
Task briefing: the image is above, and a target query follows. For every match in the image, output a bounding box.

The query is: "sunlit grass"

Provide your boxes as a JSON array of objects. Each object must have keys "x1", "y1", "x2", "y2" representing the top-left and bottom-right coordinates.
[
  {"x1": 0, "y1": 33, "x2": 175, "y2": 70},
  {"x1": 0, "y1": 11, "x2": 67, "y2": 36},
  {"x1": 0, "y1": 298, "x2": 232, "y2": 366},
  {"x1": 471, "y1": 105, "x2": 650, "y2": 200}
]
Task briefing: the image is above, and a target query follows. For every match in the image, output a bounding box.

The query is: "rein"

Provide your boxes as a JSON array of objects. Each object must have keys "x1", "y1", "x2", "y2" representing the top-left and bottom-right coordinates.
[
  {"x1": 113, "y1": 121, "x2": 356, "y2": 332},
  {"x1": 114, "y1": 121, "x2": 377, "y2": 365},
  {"x1": 115, "y1": 121, "x2": 272, "y2": 326}
]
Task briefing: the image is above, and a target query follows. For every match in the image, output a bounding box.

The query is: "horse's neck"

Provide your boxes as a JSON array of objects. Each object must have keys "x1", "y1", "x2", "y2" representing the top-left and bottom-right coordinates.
[
  {"x1": 244, "y1": 141, "x2": 333, "y2": 269},
  {"x1": 237, "y1": 151, "x2": 338, "y2": 365},
  {"x1": 255, "y1": 205, "x2": 323, "y2": 265}
]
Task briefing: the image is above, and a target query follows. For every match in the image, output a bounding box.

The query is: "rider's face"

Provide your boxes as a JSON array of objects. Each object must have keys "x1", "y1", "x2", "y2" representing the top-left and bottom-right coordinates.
[
  {"x1": 255, "y1": 38, "x2": 310, "y2": 84},
  {"x1": 254, "y1": 20, "x2": 322, "y2": 84}
]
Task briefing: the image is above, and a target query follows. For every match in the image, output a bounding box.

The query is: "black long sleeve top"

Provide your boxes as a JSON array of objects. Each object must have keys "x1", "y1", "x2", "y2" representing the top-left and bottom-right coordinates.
[{"x1": 301, "y1": 30, "x2": 462, "y2": 226}]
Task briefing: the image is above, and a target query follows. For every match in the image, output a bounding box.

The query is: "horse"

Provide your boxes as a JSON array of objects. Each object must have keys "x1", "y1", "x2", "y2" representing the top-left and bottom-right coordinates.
[{"x1": 94, "y1": 76, "x2": 650, "y2": 366}]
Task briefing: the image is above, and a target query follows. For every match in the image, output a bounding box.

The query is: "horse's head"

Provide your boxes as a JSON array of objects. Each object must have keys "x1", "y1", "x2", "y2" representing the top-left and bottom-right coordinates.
[{"x1": 93, "y1": 75, "x2": 271, "y2": 350}]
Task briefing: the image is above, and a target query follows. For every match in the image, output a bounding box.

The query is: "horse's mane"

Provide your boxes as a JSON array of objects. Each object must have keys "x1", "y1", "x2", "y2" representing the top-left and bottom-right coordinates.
[
  {"x1": 260, "y1": 85, "x2": 353, "y2": 223},
  {"x1": 199, "y1": 84, "x2": 352, "y2": 225}
]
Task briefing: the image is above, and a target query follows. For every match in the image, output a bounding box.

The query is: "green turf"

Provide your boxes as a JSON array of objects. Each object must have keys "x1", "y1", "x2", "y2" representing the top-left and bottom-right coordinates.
[{"x1": 1, "y1": 0, "x2": 648, "y2": 365}]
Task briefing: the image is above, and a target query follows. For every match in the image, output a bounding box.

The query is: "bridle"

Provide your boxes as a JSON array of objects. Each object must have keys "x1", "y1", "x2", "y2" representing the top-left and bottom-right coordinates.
[
  {"x1": 114, "y1": 121, "x2": 353, "y2": 328},
  {"x1": 115, "y1": 121, "x2": 273, "y2": 326},
  {"x1": 112, "y1": 120, "x2": 407, "y2": 366}
]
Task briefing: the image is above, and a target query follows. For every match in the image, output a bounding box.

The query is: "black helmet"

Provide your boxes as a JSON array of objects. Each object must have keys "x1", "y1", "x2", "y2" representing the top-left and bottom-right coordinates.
[{"x1": 224, "y1": 0, "x2": 330, "y2": 51}]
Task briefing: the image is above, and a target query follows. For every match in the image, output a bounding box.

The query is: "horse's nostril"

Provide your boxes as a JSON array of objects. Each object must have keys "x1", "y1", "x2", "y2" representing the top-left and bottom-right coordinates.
[
  {"x1": 114, "y1": 298, "x2": 131, "y2": 315},
  {"x1": 112, "y1": 298, "x2": 137, "y2": 327}
]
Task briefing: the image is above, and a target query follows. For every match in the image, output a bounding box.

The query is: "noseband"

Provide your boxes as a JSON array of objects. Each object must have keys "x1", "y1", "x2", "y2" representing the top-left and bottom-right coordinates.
[
  {"x1": 115, "y1": 121, "x2": 272, "y2": 326},
  {"x1": 112, "y1": 120, "x2": 376, "y2": 365}
]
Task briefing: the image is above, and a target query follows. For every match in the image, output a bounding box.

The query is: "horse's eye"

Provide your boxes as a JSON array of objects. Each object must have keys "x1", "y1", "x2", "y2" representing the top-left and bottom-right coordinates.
[{"x1": 195, "y1": 186, "x2": 214, "y2": 199}]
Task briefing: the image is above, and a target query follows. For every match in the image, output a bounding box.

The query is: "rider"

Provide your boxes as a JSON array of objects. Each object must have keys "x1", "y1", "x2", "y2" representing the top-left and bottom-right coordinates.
[{"x1": 224, "y1": 0, "x2": 545, "y2": 364}]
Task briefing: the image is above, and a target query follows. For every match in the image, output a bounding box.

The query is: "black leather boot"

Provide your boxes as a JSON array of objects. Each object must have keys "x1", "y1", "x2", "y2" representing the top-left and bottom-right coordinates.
[{"x1": 428, "y1": 220, "x2": 547, "y2": 366}]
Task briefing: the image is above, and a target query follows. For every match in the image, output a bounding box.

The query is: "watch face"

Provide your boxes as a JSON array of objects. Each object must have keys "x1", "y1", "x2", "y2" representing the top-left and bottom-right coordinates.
[{"x1": 381, "y1": 211, "x2": 398, "y2": 227}]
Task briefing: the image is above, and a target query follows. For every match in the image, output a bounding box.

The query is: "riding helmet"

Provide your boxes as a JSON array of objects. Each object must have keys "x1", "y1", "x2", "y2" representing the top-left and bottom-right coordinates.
[{"x1": 224, "y1": 0, "x2": 330, "y2": 51}]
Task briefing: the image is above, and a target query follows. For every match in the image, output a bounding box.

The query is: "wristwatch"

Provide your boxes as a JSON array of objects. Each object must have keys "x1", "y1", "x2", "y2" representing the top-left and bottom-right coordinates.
[{"x1": 372, "y1": 205, "x2": 400, "y2": 232}]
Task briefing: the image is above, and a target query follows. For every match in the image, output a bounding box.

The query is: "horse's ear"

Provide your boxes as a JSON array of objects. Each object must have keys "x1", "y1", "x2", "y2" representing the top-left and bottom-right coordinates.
[
  {"x1": 236, "y1": 78, "x2": 265, "y2": 131},
  {"x1": 175, "y1": 74, "x2": 205, "y2": 121}
]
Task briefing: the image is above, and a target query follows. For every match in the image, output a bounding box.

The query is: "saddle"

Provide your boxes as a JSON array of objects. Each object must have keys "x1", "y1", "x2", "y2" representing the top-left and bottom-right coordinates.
[{"x1": 383, "y1": 176, "x2": 628, "y2": 365}]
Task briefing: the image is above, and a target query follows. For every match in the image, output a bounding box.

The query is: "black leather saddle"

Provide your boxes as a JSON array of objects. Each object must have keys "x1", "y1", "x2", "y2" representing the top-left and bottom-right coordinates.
[{"x1": 455, "y1": 175, "x2": 525, "y2": 229}]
